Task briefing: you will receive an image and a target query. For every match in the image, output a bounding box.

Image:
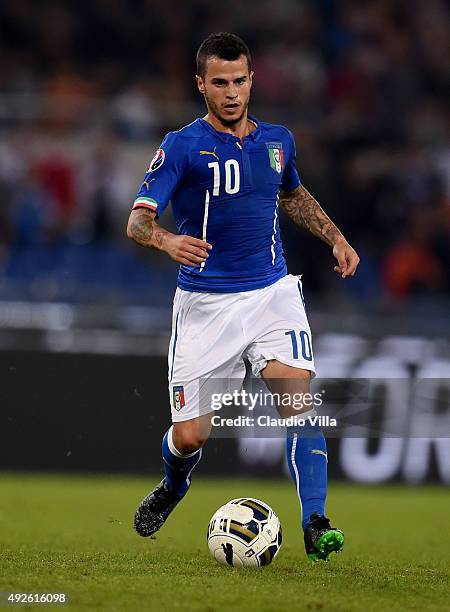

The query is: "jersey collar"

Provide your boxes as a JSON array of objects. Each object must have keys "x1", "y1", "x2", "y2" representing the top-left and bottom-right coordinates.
[{"x1": 198, "y1": 114, "x2": 261, "y2": 143}]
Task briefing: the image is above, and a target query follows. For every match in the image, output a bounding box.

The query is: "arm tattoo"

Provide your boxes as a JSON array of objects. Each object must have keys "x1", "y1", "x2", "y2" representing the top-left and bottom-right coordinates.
[
  {"x1": 129, "y1": 209, "x2": 154, "y2": 245},
  {"x1": 128, "y1": 207, "x2": 169, "y2": 250},
  {"x1": 279, "y1": 185, "x2": 343, "y2": 247},
  {"x1": 154, "y1": 229, "x2": 166, "y2": 249}
]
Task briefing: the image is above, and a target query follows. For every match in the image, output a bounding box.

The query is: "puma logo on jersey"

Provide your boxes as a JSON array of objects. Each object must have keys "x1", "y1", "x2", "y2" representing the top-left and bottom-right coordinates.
[
  {"x1": 311, "y1": 449, "x2": 328, "y2": 461},
  {"x1": 143, "y1": 178, "x2": 155, "y2": 189},
  {"x1": 200, "y1": 147, "x2": 219, "y2": 160}
]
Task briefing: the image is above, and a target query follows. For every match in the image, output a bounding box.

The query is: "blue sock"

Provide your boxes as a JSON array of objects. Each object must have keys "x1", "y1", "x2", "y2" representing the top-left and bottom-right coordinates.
[
  {"x1": 286, "y1": 411, "x2": 328, "y2": 530},
  {"x1": 162, "y1": 426, "x2": 202, "y2": 498}
]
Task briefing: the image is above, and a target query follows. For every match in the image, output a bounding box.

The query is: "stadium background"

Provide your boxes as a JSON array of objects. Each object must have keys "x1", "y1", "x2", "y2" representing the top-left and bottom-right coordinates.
[
  {"x1": 1, "y1": 3, "x2": 450, "y2": 610},
  {"x1": 1, "y1": 0, "x2": 449, "y2": 486}
]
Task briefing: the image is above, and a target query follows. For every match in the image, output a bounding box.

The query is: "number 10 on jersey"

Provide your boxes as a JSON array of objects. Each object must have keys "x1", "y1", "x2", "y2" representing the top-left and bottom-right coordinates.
[
  {"x1": 285, "y1": 330, "x2": 313, "y2": 361},
  {"x1": 208, "y1": 160, "x2": 240, "y2": 196}
]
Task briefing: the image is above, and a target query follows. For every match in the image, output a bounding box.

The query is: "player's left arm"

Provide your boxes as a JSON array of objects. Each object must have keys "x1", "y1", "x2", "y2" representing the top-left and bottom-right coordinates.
[{"x1": 279, "y1": 184, "x2": 360, "y2": 278}]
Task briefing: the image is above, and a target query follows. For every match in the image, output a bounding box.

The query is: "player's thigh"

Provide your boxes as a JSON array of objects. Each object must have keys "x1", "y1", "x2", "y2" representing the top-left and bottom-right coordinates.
[
  {"x1": 170, "y1": 364, "x2": 246, "y2": 423},
  {"x1": 168, "y1": 289, "x2": 247, "y2": 422},
  {"x1": 261, "y1": 360, "x2": 312, "y2": 418},
  {"x1": 245, "y1": 274, "x2": 316, "y2": 382}
]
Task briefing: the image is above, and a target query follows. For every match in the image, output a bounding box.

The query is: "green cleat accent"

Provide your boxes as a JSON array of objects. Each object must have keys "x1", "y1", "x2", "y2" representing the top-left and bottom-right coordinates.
[
  {"x1": 307, "y1": 551, "x2": 324, "y2": 563},
  {"x1": 315, "y1": 529, "x2": 345, "y2": 560},
  {"x1": 304, "y1": 513, "x2": 345, "y2": 562}
]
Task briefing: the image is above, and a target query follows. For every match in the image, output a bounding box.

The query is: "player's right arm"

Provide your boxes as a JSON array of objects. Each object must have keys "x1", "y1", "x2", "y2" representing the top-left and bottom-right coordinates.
[
  {"x1": 127, "y1": 131, "x2": 212, "y2": 265},
  {"x1": 127, "y1": 207, "x2": 211, "y2": 266}
]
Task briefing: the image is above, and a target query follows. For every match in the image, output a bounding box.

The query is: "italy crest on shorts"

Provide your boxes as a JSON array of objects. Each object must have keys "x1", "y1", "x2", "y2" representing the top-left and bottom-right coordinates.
[
  {"x1": 172, "y1": 385, "x2": 186, "y2": 411},
  {"x1": 147, "y1": 148, "x2": 165, "y2": 172},
  {"x1": 266, "y1": 142, "x2": 284, "y2": 174}
]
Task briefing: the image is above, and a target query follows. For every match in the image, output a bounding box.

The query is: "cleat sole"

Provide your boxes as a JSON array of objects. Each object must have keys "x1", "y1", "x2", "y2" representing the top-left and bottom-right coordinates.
[
  {"x1": 307, "y1": 552, "x2": 324, "y2": 564},
  {"x1": 316, "y1": 530, "x2": 344, "y2": 560}
]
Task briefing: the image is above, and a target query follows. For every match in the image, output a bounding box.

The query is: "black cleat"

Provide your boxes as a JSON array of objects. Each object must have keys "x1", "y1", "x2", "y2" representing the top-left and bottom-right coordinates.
[
  {"x1": 134, "y1": 479, "x2": 182, "y2": 537},
  {"x1": 304, "y1": 513, "x2": 344, "y2": 562}
]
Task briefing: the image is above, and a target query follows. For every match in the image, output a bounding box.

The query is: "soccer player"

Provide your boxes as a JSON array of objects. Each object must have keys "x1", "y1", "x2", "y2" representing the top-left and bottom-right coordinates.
[{"x1": 127, "y1": 33, "x2": 359, "y2": 562}]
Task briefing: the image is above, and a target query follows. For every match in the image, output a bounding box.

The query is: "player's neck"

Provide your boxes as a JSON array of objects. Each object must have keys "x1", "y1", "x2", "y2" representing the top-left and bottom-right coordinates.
[{"x1": 203, "y1": 112, "x2": 255, "y2": 142}]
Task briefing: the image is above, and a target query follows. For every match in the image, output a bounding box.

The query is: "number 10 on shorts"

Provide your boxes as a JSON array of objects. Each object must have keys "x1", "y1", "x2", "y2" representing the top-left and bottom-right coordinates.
[{"x1": 285, "y1": 330, "x2": 313, "y2": 361}]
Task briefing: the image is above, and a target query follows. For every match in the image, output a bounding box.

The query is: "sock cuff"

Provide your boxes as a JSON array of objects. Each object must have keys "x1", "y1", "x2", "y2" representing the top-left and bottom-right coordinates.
[
  {"x1": 297, "y1": 408, "x2": 317, "y2": 420},
  {"x1": 286, "y1": 408, "x2": 320, "y2": 436},
  {"x1": 167, "y1": 426, "x2": 201, "y2": 459}
]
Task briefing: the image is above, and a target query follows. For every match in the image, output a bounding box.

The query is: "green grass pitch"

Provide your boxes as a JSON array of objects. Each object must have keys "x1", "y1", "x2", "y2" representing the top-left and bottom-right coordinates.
[{"x1": 1, "y1": 473, "x2": 449, "y2": 611}]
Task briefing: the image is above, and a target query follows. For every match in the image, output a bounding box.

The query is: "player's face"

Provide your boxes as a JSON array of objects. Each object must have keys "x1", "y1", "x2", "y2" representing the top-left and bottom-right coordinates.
[{"x1": 196, "y1": 55, "x2": 253, "y2": 127}]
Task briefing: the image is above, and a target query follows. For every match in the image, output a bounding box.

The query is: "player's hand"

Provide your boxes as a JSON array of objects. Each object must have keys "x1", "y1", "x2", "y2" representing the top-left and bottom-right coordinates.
[
  {"x1": 332, "y1": 238, "x2": 360, "y2": 278},
  {"x1": 164, "y1": 234, "x2": 212, "y2": 266}
]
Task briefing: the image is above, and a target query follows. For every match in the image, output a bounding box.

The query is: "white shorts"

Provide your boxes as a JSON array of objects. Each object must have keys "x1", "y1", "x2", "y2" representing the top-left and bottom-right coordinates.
[{"x1": 168, "y1": 274, "x2": 316, "y2": 422}]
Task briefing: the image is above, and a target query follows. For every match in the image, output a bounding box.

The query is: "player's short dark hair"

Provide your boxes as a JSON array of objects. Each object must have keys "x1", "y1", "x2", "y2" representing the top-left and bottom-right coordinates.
[{"x1": 196, "y1": 32, "x2": 252, "y2": 78}]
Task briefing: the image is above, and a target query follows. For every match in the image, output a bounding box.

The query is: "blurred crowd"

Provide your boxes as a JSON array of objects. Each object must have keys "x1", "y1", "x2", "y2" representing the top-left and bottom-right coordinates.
[{"x1": 0, "y1": 0, "x2": 448, "y2": 306}]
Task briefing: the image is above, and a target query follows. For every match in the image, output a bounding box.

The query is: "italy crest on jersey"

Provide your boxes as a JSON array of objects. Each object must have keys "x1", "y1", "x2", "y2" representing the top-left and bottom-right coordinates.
[
  {"x1": 266, "y1": 142, "x2": 284, "y2": 174},
  {"x1": 172, "y1": 385, "x2": 186, "y2": 411}
]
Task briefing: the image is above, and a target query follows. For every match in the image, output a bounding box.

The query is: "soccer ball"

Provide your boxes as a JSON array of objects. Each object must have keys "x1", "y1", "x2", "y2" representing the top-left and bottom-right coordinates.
[{"x1": 207, "y1": 498, "x2": 282, "y2": 567}]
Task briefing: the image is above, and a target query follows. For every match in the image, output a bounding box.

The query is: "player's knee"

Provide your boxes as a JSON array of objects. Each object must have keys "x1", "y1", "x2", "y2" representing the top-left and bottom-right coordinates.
[{"x1": 172, "y1": 427, "x2": 209, "y2": 454}]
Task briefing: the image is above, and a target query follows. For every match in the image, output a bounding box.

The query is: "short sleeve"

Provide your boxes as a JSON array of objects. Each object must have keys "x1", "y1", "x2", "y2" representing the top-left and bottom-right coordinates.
[
  {"x1": 281, "y1": 129, "x2": 301, "y2": 191},
  {"x1": 132, "y1": 131, "x2": 187, "y2": 217}
]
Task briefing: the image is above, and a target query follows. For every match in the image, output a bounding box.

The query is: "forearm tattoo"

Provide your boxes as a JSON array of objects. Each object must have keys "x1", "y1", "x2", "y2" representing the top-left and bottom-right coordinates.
[
  {"x1": 154, "y1": 228, "x2": 166, "y2": 249},
  {"x1": 129, "y1": 209, "x2": 154, "y2": 245},
  {"x1": 279, "y1": 185, "x2": 343, "y2": 247},
  {"x1": 128, "y1": 207, "x2": 170, "y2": 252}
]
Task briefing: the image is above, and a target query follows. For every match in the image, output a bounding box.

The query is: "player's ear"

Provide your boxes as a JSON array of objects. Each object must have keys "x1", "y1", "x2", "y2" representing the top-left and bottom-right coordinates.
[
  {"x1": 196, "y1": 75, "x2": 205, "y2": 94},
  {"x1": 249, "y1": 71, "x2": 254, "y2": 88}
]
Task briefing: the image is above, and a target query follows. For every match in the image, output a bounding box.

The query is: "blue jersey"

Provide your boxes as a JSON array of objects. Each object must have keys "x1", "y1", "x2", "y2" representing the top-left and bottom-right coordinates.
[{"x1": 132, "y1": 116, "x2": 301, "y2": 293}]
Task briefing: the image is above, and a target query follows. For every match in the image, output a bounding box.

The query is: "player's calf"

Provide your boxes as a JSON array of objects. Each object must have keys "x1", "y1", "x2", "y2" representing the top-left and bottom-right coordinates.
[{"x1": 162, "y1": 425, "x2": 204, "y2": 498}]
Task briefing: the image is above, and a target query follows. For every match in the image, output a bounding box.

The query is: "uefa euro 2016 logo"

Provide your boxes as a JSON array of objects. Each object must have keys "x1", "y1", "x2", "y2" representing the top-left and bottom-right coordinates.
[{"x1": 147, "y1": 148, "x2": 166, "y2": 172}]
